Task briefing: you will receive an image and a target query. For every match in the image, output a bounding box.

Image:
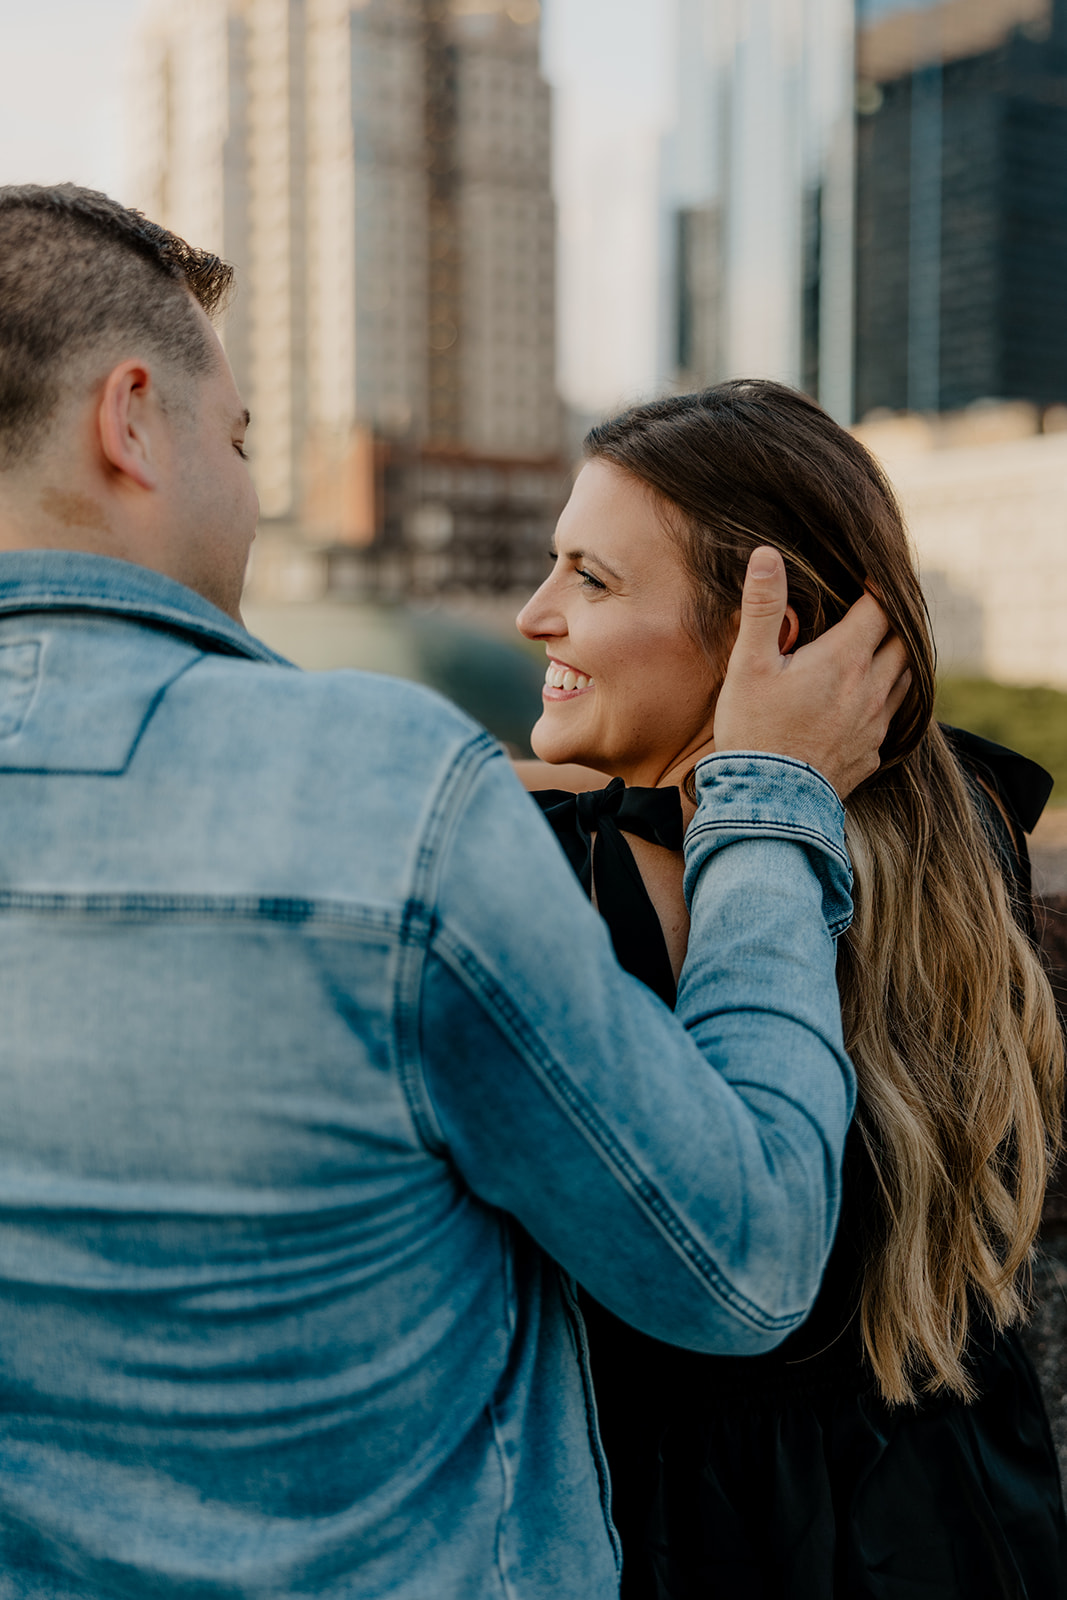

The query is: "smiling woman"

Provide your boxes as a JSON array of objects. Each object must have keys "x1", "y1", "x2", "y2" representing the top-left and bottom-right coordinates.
[
  {"x1": 516, "y1": 460, "x2": 724, "y2": 789},
  {"x1": 514, "y1": 379, "x2": 1067, "y2": 1600}
]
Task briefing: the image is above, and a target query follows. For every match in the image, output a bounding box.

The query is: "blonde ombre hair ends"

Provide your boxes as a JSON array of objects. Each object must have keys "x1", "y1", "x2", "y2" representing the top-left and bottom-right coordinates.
[{"x1": 587, "y1": 379, "x2": 1064, "y2": 1405}]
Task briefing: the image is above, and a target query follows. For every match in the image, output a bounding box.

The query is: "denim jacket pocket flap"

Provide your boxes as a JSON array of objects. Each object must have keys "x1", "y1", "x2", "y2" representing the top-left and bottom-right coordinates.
[
  {"x1": 0, "y1": 641, "x2": 42, "y2": 740},
  {"x1": 0, "y1": 620, "x2": 201, "y2": 774}
]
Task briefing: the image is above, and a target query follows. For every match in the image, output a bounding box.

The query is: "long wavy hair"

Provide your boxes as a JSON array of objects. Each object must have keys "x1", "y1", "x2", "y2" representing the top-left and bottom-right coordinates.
[{"x1": 586, "y1": 379, "x2": 1064, "y2": 1405}]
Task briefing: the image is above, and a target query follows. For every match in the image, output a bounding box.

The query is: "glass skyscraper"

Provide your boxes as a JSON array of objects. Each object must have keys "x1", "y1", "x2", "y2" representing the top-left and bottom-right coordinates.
[
  {"x1": 663, "y1": 0, "x2": 856, "y2": 421},
  {"x1": 855, "y1": 0, "x2": 1067, "y2": 416},
  {"x1": 665, "y1": 0, "x2": 1067, "y2": 422}
]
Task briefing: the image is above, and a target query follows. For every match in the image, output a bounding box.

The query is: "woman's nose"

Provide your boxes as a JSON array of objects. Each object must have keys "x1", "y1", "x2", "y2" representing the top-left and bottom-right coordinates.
[{"x1": 516, "y1": 579, "x2": 563, "y2": 641}]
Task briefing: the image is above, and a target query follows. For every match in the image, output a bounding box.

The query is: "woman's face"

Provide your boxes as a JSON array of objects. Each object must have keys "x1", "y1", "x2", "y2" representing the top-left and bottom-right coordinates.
[{"x1": 516, "y1": 459, "x2": 723, "y2": 787}]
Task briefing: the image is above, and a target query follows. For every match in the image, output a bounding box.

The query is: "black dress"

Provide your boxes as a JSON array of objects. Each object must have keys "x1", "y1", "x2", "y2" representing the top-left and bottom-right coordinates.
[{"x1": 532, "y1": 729, "x2": 1067, "y2": 1600}]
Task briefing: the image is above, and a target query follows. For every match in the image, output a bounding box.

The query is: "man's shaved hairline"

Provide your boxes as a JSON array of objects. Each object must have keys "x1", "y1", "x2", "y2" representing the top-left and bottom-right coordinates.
[{"x1": 0, "y1": 185, "x2": 233, "y2": 471}]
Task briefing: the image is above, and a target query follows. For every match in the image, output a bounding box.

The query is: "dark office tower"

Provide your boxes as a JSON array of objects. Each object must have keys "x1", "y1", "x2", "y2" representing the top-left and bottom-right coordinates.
[{"x1": 855, "y1": 0, "x2": 1067, "y2": 418}]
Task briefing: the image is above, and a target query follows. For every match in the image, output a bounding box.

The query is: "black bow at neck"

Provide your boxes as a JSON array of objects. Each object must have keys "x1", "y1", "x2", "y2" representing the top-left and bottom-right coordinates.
[{"x1": 533, "y1": 777, "x2": 684, "y2": 1007}]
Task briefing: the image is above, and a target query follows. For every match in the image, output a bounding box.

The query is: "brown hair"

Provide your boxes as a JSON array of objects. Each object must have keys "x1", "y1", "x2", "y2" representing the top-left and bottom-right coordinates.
[
  {"x1": 0, "y1": 184, "x2": 234, "y2": 470},
  {"x1": 586, "y1": 378, "x2": 1064, "y2": 1404}
]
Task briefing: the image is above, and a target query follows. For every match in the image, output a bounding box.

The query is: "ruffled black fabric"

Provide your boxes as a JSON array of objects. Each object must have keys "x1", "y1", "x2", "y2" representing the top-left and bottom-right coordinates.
[
  {"x1": 650, "y1": 1320, "x2": 1066, "y2": 1599},
  {"x1": 532, "y1": 731, "x2": 1067, "y2": 1600}
]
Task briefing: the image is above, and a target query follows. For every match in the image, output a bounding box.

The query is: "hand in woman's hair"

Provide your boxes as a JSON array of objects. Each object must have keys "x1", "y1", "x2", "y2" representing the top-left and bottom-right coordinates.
[{"x1": 712, "y1": 547, "x2": 911, "y2": 800}]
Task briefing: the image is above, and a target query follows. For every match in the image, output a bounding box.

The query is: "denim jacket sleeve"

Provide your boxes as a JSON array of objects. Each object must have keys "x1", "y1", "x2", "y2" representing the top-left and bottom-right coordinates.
[{"x1": 416, "y1": 744, "x2": 856, "y2": 1355}]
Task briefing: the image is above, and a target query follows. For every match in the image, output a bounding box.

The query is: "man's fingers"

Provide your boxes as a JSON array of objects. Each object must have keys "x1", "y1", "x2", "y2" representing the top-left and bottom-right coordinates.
[
  {"x1": 884, "y1": 666, "x2": 913, "y2": 723},
  {"x1": 868, "y1": 635, "x2": 911, "y2": 736},
  {"x1": 733, "y1": 546, "x2": 788, "y2": 664},
  {"x1": 871, "y1": 629, "x2": 909, "y2": 681},
  {"x1": 813, "y1": 590, "x2": 893, "y2": 659}
]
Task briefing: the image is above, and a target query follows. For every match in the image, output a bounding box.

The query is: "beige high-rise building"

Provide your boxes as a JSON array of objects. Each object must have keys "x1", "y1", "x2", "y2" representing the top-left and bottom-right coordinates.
[
  {"x1": 305, "y1": 0, "x2": 430, "y2": 459},
  {"x1": 450, "y1": 1, "x2": 557, "y2": 456},
  {"x1": 131, "y1": 0, "x2": 563, "y2": 592},
  {"x1": 133, "y1": 0, "x2": 304, "y2": 519}
]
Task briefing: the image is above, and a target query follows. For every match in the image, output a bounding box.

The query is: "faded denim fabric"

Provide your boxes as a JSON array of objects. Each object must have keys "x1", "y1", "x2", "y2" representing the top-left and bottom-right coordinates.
[{"x1": 0, "y1": 552, "x2": 855, "y2": 1599}]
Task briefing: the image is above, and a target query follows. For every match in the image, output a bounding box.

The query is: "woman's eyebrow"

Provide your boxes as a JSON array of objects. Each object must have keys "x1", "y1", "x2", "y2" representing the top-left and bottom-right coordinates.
[{"x1": 564, "y1": 547, "x2": 624, "y2": 582}]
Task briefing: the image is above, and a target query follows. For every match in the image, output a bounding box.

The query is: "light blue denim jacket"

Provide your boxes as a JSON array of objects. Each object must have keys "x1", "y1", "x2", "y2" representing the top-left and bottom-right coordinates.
[{"x1": 0, "y1": 552, "x2": 855, "y2": 1599}]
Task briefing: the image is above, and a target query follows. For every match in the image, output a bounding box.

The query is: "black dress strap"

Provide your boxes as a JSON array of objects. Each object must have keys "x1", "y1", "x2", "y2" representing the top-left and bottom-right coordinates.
[{"x1": 532, "y1": 778, "x2": 683, "y2": 1008}]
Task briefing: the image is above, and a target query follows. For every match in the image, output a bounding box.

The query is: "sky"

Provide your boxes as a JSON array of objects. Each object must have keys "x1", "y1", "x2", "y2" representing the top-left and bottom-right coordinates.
[
  {"x1": 0, "y1": 0, "x2": 673, "y2": 412},
  {"x1": 0, "y1": 1, "x2": 143, "y2": 196}
]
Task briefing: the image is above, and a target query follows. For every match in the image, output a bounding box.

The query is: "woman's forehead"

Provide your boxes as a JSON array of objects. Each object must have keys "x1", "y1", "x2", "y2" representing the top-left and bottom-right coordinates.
[{"x1": 558, "y1": 460, "x2": 680, "y2": 562}]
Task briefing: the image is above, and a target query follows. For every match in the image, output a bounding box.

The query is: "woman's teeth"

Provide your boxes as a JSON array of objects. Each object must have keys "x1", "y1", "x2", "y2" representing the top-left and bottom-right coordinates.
[{"x1": 545, "y1": 662, "x2": 593, "y2": 692}]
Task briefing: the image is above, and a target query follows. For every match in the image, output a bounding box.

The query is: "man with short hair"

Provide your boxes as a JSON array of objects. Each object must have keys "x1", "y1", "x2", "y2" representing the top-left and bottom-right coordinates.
[{"x1": 0, "y1": 183, "x2": 906, "y2": 1599}]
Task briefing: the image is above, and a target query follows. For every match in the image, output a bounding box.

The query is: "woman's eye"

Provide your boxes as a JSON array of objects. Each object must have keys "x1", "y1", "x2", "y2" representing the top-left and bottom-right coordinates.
[
  {"x1": 234, "y1": 443, "x2": 249, "y2": 461},
  {"x1": 577, "y1": 568, "x2": 607, "y2": 592}
]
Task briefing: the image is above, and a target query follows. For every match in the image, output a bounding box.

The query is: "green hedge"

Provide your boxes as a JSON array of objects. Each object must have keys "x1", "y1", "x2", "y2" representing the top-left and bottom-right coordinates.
[{"x1": 935, "y1": 678, "x2": 1067, "y2": 805}]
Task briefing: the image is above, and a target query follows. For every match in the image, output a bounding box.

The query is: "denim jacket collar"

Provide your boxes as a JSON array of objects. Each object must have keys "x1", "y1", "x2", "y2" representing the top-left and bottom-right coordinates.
[{"x1": 0, "y1": 550, "x2": 292, "y2": 668}]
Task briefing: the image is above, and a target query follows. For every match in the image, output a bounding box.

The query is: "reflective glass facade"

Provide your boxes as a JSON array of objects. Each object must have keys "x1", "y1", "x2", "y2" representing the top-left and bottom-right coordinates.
[{"x1": 855, "y1": 0, "x2": 1067, "y2": 416}]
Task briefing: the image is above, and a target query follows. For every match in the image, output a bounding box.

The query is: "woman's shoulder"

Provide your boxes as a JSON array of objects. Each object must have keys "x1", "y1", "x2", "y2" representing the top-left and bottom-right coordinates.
[
  {"x1": 940, "y1": 724, "x2": 1053, "y2": 836},
  {"x1": 940, "y1": 724, "x2": 1051, "y2": 937}
]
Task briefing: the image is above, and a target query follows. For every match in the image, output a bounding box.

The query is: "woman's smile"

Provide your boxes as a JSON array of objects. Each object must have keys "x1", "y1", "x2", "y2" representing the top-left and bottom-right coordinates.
[{"x1": 543, "y1": 657, "x2": 595, "y2": 698}]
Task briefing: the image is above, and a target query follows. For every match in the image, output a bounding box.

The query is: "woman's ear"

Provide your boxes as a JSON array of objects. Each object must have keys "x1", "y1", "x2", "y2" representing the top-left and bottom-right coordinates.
[{"x1": 779, "y1": 605, "x2": 800, "y2": 655}]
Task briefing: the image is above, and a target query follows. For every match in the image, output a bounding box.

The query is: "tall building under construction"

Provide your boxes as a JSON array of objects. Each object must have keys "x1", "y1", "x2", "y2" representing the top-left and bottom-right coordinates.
[{"x1": 131, "y1": 0, "x2": 563, "y2": 598}]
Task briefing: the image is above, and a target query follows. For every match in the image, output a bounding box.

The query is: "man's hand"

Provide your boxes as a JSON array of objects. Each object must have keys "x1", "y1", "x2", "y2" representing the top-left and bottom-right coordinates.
[{"x1": 712, "y1": 547, "x2": 912, "y2": 799}]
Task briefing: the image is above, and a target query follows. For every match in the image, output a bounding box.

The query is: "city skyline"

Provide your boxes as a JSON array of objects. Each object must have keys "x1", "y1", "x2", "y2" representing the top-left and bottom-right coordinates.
[{"x1": 0, "y1": 0, "x2": 672, "y2": 414}]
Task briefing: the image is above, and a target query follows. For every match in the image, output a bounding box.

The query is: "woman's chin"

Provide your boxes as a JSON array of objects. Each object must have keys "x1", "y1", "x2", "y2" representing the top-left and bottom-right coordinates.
[
  {"x1": 530, "y1": 736, "x2": 577, "y2": 768},
  {"x1": 530, "y1": 716, "x2": 591, "y2": 770}
]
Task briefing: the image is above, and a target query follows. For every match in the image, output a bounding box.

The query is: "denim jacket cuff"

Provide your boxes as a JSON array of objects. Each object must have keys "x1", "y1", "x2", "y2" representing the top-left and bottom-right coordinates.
[{"x1": 683, "y1": 753, "x2": 853, "y2": 939}]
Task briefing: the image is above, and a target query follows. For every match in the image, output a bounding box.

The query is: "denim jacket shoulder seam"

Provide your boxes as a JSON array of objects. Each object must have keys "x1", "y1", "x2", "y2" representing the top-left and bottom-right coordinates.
[
  {"x1": 408, "y1": 728, "x2": 503, "y2": 911},
  {"x1": 427, "y1": 922, "x2": 807, "y2": 1337},
  {"x1": 395, "y1": 729, "x2": 505, "y2": 1154}
]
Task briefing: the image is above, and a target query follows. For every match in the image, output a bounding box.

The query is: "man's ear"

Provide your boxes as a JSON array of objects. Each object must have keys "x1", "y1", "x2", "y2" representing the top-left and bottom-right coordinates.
[{"x1": 96, "y1": 361, "x2": 161, "y2": 492}]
